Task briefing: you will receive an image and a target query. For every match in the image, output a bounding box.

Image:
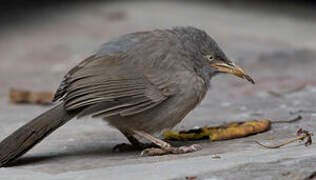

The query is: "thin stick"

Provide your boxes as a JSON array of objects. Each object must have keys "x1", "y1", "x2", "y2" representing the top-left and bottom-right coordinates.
[
  {"x1": 254, "y1": 135, "x2": 307, "y2": 149},
  {"x1": 254, "y1": 128, "x2": 313, "y2": 149},
  {"x1": 272, "y1": 115, "x2": 302, "y2": 124}
]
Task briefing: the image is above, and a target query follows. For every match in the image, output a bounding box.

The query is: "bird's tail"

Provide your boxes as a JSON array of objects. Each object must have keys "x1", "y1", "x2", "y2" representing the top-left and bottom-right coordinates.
[{"x1": 0, "y1": 103, "x2": 77, "y2": 167}]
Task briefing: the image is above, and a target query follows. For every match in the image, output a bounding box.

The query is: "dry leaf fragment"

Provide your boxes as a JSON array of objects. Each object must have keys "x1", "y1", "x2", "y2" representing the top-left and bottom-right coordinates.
[{"x1": 9, "y1": 88, "x2": 54, "y2": 105}]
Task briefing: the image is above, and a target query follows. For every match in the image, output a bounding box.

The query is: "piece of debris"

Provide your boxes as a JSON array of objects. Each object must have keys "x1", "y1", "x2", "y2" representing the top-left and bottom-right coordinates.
[
  {"x1": 267, "y1": 82, "x2": 307, "y2": 97},
  {"x1": 9, "y1": 88, "x2": 54, "y2": 105},
  {"x1": 163, "y1": 120, "x2": 271, "y2": 141},
  {"x1": 163, "y1": 115, "x2": 304, "y2": 142},
  {"x1": 211, "y1": 154, "x2": 222, "y2": 159},
  {"x1": 254, "y1": 128, "x2": 313, "y2": 149},
  {"x1": 185, "y1": 176, "x2": 197, "y2": 180}
]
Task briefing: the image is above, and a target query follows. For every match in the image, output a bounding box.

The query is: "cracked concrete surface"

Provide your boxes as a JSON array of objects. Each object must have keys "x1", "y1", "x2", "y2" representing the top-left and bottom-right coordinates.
[{"x1": 0, "y1": 1, "x2": 316, "y2": 179}]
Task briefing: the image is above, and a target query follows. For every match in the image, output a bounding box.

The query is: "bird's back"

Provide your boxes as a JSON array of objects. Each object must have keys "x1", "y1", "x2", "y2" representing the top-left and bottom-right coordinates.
[{"x1": 53, "y1": 28, "x2": 210, "y2": 133}]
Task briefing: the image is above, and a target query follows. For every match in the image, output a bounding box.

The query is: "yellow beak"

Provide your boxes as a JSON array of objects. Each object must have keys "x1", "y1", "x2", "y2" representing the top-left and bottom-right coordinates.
[{"x1": 211, "y1": 62, "x2": 255, "y2": 84}]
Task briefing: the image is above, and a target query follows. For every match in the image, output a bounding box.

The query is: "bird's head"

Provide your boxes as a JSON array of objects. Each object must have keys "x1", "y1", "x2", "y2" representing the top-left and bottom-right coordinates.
[
  {"x1": 198, "y1": 29, "x2": 254, "y2": 84},
  {"x1": 205, "y1": 51, "x2": 255, "y2": 84},
  {"x1": 173, "y1": 26, "x2": 255, "y2": 84}
]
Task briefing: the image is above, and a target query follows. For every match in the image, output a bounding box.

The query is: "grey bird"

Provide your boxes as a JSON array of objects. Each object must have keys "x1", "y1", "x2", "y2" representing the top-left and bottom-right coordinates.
[{"x1": 0, "y1": 27, "x2": 254, "y2": 166}]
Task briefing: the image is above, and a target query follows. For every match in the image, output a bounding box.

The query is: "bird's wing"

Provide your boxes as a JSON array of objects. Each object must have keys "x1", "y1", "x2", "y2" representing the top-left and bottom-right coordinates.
[
  {"x1": 54, "y1": 54, "x2": 178, "y2": 118},
  {"x1": 53, "y1": 31, "x2": 156, "y2": 102}
]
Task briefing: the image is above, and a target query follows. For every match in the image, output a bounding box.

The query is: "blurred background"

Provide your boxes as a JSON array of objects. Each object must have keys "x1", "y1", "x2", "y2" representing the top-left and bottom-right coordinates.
[
  {"x1": 1, "y1": 0, "x2": 316, "y2": 97},
  {"x1": 1, "y1": 0, "x2": 316, "y2": 179},
  {"x1": 1, "y1": 0, "x2": 316, "y2": 96}
]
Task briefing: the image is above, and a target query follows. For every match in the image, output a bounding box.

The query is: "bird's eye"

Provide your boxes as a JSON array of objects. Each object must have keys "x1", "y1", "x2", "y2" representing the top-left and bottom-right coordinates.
[{"x1": 206, "y1": 55, "x2": 215, "y2": 61}]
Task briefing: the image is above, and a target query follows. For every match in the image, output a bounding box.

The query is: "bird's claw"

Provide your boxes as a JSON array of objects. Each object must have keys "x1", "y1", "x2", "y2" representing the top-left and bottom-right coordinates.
[
  {"x1": 140, "y1": 144, "x2": 202, "y2": 156},
  {"x1": 113, "y1": 142, "x2": 158, "y2": 152}
]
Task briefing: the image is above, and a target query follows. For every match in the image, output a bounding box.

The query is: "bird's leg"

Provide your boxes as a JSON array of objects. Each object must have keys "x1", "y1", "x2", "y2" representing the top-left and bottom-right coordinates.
[
  {"x1": 132, "y1": 129, "x2": 202, "y2": 156},
  {"x1": 113, "y1": 130, "x2": 157, "y2": 152}
]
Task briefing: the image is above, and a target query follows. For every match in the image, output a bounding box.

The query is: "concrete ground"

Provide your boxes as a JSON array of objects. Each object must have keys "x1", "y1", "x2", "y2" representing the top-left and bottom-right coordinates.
[{"x1": 0, "y1": 1, "x2": 316, "y2": 179}]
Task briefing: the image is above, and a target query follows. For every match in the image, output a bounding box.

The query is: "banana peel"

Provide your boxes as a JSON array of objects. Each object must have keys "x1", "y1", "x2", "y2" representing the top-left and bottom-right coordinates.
[{"x1": 163, "y1": 120, "x2": 271, "y2": 141}]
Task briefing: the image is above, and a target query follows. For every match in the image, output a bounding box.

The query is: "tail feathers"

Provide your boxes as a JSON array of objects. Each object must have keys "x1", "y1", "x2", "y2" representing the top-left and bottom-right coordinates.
[{"x1": 0, "y1": 103, "x2": 77, "y2": 167}]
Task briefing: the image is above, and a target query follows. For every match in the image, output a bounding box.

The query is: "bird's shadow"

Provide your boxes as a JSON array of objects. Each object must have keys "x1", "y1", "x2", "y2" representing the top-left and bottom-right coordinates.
[
  {"x1": 4, "y1": 140, "x2": 201, "y2": 167},
  {"x1": 4, "y1": 144, "x2": 119, "y2": 167}
]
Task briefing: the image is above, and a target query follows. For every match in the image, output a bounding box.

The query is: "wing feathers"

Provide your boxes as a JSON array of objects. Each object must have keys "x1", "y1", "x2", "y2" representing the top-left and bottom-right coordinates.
[
  {"x1": 77, "y1": 96, "x2": 151, "y2": 118},
  {"x1": 54, "y1": 55, "x2": 178, "y2": 118},
  {"x1": 119, "y1": 99, "x2": 165, "y2": 116}
]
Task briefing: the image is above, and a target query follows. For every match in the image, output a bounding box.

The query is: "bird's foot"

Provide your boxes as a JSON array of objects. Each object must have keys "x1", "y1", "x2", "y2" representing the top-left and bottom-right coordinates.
[
  {"x1": 130, "y1": 129, "x2": 201, "y2": 156},
  {"x1": 113, "y1": 142, "x2": 157, "y2": 152},
  {"x1": 140, "y1": 144, "x2": 202, "y2": 156}
]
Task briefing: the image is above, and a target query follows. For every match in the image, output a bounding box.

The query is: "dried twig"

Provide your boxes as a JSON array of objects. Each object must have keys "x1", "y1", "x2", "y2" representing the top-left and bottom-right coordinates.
[
  {"x1": 255, "y1": 128, "x2": 313, "y2": 149},
  {"x1": 271, "y1": 115, "x2": 302, "y2": 124}
]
